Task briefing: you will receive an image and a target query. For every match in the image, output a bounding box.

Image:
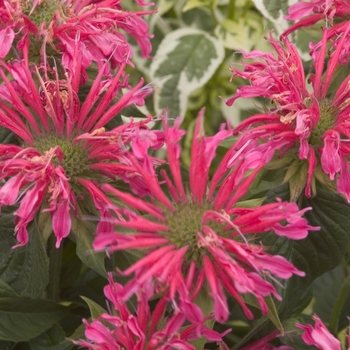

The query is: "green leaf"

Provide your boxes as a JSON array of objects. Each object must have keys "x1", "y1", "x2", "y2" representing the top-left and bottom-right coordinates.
[
  {"x1": 0, "y1": 127, "x2": 17, "y2": 144},
  {"x1": 0, "y1": 281, "x2": 67, "y2": 342},
  {"x1": 244, "y1": 293, "x2": 284, "y2": 334},
  {"x1": 29, "y1": 324, "x2": 74, "y2": 350},
  {"x1": 313, "y1": 267, "x2": 350, "y2": 333},
  {"x1": 63, "y1": 318, "x2": 89, "y2": 342},
  {"x1": 0, "y1": 219, "x2": 49, "y2": 298},
  {"x1": 73, "y1": 220, "x2": 107, "y2": 278},
  {"x1": 214, "y1": 13, "x2": 264, "y2": 51},
  {"x1": 80, "y1": 296, "x2": 107, "y2": 319},
  {"x1": 150, "y1": 28, "x2": 224, "y2": 119},
  {"x1": 182, "y1": 0, "x2": 210, "y2": 12}
]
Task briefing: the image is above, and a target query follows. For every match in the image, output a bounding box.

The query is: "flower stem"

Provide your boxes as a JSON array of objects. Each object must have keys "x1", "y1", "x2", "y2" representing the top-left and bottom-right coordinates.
[
  {"x1": 47, "y1": 235, "x2": 63, "y2": 303},
  {"x1": 329, "y1": 276, "x2": 350, "y2": 334},
  {"x1": 227, "y1": 0, "x2": 236, "y2": 20}
]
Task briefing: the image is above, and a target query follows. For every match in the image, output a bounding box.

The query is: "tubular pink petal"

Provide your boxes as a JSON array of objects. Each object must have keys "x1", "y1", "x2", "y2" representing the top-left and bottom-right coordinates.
[
  {"x1": 83, "y1": 62, "x2": 127, "y2": 131},
  {"x1": 103, "y1": 183, "x2": 165, "y2": 221},
  {"x1": 128, "y1": 154, "x2": 174, "y2": 210},
  {"x1": 163, "y1": 114, "x2": 187, "y2": 202},
  {"x1": 190, "y1": 109, "x2": 207, "y2": 205},
  {"x1": 53, "y1": 199, "x2": 71, "y2": 248},
  {"x1": 120, "y1": 245, "x2": 176, "y2": 276}
]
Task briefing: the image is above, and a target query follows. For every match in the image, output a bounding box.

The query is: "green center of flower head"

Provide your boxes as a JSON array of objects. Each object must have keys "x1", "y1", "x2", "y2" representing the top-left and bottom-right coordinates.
[
  {"x1": 33, "y1": 134, "x2": 90, "y2": 178},
  {"x1": 21, "y1": 0, "x2": 61, "y2": 28},
  {"x1": 310, "y1": 98, "x2": 336, "y2": 145},
  {"x1": 162, "y1": 200, "x2": 225, "y2": 264}
]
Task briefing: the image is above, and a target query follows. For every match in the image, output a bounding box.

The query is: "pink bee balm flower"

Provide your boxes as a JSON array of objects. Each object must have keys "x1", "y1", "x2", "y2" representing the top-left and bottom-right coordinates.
[
  {"x1": 93, "y1": 109, "x2": 317, "y2": 323},
  {"x1": 283, "y1": 1, "x2": 350, "y2": 65},
  {"x1": 0, "y1": 0, "x2": 154, "y2": 81},
  {"x1": 0, "y1": 57, "x2": 162, "y2": 248},
  {"x1": 296, "y1": 315, "x2": 342, "y2": 350},
  {"x1": 227, "y1": 30, "x2": 350, "y2": 201},
  {"x1": 284, "y1": 0, "x2": 348, "y2": 23},
  {"x1": 74, "y1": 273, "x2": 230, "y2": 350}
]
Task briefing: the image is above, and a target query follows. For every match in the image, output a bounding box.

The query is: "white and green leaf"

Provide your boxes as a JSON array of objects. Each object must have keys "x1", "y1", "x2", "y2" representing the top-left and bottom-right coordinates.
[{"x1": 150, "y1": 28, "x2": 225, "y2": 119}]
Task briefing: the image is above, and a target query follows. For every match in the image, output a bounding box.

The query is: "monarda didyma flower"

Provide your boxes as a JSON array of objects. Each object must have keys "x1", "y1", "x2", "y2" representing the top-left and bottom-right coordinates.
[
  {"x1": 226, "y1": 29, "x2": 350, "y2": 201},
  {"x1": 0, "y1": 0, "x2": 154, "y2": 81},
  {"x1": 93, "y1": 109, "x2": 317, "y2": 323},
  {"x1": 0, "y1": 56, "x2": 163, "y2": 248},
  {"x1": 74, "y1": 274, "x2": 230, "y2": 349},
  {"x1": 283, "y1": 0, "x2": 350, "y2": 65}
]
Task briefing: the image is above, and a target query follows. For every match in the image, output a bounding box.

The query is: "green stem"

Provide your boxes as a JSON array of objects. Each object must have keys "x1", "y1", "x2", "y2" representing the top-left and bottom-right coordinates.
[
  {"x1": 47, "y1": 235, "x2": 63, "y2": 302},
  {"x1": 227, "y1": 0, "x2": 236, "y2": 20},
  {"x1": 329, "y1": 276, "x2": 350, "y2": 334},
  {"x1": 210, "y1": 6, "x2": 220, "y2": 25}
]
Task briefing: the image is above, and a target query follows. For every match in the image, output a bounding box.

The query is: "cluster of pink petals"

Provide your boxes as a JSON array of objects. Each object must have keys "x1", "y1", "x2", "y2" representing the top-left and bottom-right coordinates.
[
  {"x1": 0, "y1": 56, "x2": 162, "y2": 247},
  {"x1": 227, "y1": 30, "x2": 350, "y2": 200},
  {"x1": 75, "y1": 274, "x2": 230, "y2": 350},
  {"x1": 296, "y1": 315, "x2": 342, "y2": 350},
  {"x1": 285, "y1": 0, "x2": 350, "y2": 23},
  {"x1": 284, "y1": 1, "x2": 350, "y2": 65},
  {"x1": 93, "y1": 109, "x2": 317, "y2": 323},
  {"x1": 0, "y1": 0, "x2": 154, "y2": 81}
]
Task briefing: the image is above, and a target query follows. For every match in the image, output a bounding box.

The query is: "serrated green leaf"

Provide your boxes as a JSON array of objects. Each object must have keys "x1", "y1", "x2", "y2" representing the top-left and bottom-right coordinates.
[
  {"x1": 80, "y1": 296, "x2": 107, "y2": 319},
  {"x1": 0, "y1": 280, "x2": 18, "y2": 297},
  {"x1": 0, "y1": 282, "x2": 67, "y2": 342},
  {"x1": 150, "y1": 28, "x2": 224, "y2": 119},
  {"x1": 0, "y1": 219, "x2": 49, "y2": 298}
]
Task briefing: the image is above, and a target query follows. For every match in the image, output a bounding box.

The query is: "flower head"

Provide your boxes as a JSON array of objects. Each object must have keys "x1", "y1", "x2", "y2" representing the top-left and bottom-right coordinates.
[
  {"x1": 93, "y1": 109, "x2": 317, "y2": 323},
  {"x1": 74, "y1": 273, "x2": 230, "y2": 350},
  {"x1": 0, "y1": 57, "x2": 162, "y2": 247},
  {"x1": 296, "y1": 315, "x2": 342, "y2": 350},
  {"x1": 283, "y1": 1, "x2": 350, "y2": 65},
  {"x1": 0, "y1": 0, "x2": 154, "y2": 80},
  {"x1": 227, "y1": 30, "x2": 350, "y2": 201}
]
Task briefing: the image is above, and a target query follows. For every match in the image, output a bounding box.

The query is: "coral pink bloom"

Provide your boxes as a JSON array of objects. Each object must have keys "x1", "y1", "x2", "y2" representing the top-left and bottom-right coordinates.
[
  {"x1": 227, "y1": 30, "x2": 350, "y2": 201},
  {"x1": 0, "y1": 0, "x2": 154, "y2": 80},
  {"x1": 284, "y1": 0, "x2": 349, "y2": 23},
  {"x1": 93, "y1": 109, "x2": 317, "y2": 323},
  {"x1": 0, "y1": 56, "x2": 162, "y2": 248},
  {"x1": 74, "y1": 274, "x2": 230, "y2": 350},
  {"x1": 283, "y1": 1, "x2": 350, "y2": 65},
  {"x1": 296, "y1": 315, "x2": 341, "y2": 350}
]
